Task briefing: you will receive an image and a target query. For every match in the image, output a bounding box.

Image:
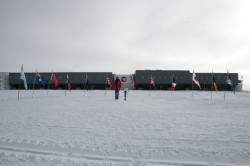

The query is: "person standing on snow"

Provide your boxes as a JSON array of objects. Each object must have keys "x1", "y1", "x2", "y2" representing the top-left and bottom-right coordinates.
[{"x1": 113, "y1": 76, "x2": 122, "y2": 99}]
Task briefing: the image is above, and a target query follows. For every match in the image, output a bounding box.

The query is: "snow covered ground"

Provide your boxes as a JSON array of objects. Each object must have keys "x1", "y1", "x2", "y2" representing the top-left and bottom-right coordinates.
[{"x1": 0, "y1": 90, "x2": 250, "y2": 166}]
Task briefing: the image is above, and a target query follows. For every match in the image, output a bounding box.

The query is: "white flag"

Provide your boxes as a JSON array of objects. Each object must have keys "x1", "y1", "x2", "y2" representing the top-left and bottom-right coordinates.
[
  {"x1": 20, "y1": 64, "x2": 28, "y2": 89},
  {"x1": 192, "y1": 71, "x2": 201, "y2": 89},
  {"x1": 150, "y1": 75, "x2": 155, "y2": 87}
]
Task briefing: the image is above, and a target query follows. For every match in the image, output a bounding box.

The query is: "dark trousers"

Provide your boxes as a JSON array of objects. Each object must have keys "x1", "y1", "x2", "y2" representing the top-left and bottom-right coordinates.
[{"x1": 115, "y1": 89, "x2": 119, "y2": 99}]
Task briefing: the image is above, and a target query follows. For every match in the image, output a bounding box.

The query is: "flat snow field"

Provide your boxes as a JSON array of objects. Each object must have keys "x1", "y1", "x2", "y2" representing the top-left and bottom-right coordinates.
[{"x1": 0, "y1": 90, "x2": 250, "y2": 166}]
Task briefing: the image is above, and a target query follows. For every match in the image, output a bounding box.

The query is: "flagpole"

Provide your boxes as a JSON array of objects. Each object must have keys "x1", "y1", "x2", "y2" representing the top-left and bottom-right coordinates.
[
  {"x1": 224, "y1": 73, "x2": 226, "y2": 101},
  {"x1": 171, "y1": 76, "x2": 172, "y2": 97},
  {"x1": 153, "y1": 75, "x2": 156, "y2": 91},
  {"x1": 32, "y1": 69, "x2": 37, "y2": 98},
  {"x1": 65, "y1": 82, "x2": 67, "y2": 96},
  {"x1": 105, "y1": 74, "x2": 112, "y2": 96},
  {"x1": 65, "y1": 74, "x2": 67, "y2": 96},
  {"x1": 105, "y1": 75, "x2": 107, "y2": 95},
  {"x1": 224, "y1": 90, "x2": 226, "y2": 100},
  {"x1": 150, "y1": 83, "x2": 152, "y2": 95},
  {"x1": 18, "y1": 65, "x2": 22, "y2": 101},
  {"x1": 47, "y1": 80, "x2": 51, "y2": 96},
  {"x1": 105, "y1": 83, "x2": 106, "y2": 95},
  {"x1": 18, "y1": 80, "x2": 21, "y2": 101},
  {"x1": 211, "y1": 70, "x2": 213, "y2": 99},
  {"x1": 171, "y1": 75, "x2": 172, "y2": 97},
  {"x1": 224, "y1": 69, "x2": 229, "y2": 100},
  {"x1": 47, "y1": 70, "x2": 52, "y2": 96},
  {"x1": 84, "y1": 74, "x2": 87, "y2": 96},
  {"x1": 150, "y1": 75, "x2": 152, "y2": 96},
  {"x1": 64, "y1": 73, "x2": 68, "y2": 96},
  {"x1": 150, "y1": 84, "x2": 151, "y2": 96},
  {"x1": 192, "y1": 70, "x2": 194, "y2": 97},
  {"x1": 171, "y1": 74, "x2": 175, "y2": 97}
]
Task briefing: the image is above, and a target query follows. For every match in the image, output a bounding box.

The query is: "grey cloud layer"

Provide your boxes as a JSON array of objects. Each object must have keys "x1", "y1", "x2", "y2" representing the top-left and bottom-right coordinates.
[{"x1": 0, "y1": 0, "x2": 249, "y2": 88}]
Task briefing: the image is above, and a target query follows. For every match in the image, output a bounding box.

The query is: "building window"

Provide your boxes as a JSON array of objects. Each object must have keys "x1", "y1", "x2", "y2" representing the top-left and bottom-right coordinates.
[{"x1": 97, "y1": 75, "x2": 100, "y2": 79}]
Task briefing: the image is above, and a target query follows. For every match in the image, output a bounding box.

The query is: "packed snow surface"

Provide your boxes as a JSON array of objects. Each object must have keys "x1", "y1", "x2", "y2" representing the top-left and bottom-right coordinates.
[{"x1": 0, "y1": 90, "x2": 250, "y2": 166}]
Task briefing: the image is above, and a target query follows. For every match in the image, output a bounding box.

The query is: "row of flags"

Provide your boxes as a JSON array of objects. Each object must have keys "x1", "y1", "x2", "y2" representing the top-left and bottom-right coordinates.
[
  {"x1": 20, "y1": 65, "x2": 136, "y2": 91},
  {"x1": 150, "y1": 70, "x2": 235, "y2": 92},
  {"x1": 20, "y1": 66, "x2": 72, "y2": 91},
  {"x1": 150, "y1": 74, "x2": 177, "y2": 90},
  {"x1": 191, "y1": 70, "x2": 234, "y2": 92},
  {"x1": 20, "y1": 65, "x2": 235, "y2": 92}
]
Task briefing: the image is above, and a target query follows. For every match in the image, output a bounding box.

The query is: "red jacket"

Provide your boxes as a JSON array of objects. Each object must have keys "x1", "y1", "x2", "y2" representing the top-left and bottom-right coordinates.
[{"x1": 113, "y1": 78, "x2": 122, "y2": 90}]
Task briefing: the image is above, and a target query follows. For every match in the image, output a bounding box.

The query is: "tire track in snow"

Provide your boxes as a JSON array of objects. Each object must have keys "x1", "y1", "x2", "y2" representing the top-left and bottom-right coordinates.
[{"x1": 0, "y1": 145, "x2": 239, "y2": 166}]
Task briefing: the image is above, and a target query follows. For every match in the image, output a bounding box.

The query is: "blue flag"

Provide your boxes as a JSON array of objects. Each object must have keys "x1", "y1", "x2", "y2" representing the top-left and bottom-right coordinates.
[{"x1": 36, "y1": 74, "x2": 48, "y2": 86}]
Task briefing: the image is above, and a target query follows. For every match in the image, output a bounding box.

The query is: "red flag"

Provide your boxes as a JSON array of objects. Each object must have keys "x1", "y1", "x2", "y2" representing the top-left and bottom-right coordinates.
[
  {"x1": 66, "y1": 75, "x2": 71, "y2": 91},
  {"x1": 130, "y1": 75, "x2": 135, "y2": 90},
  {"x1": 50, "y1": 72, "x2": 58, "y2": 88},
  {"x1": 192, "y1": 71, "x2": 201, "y2": 89},
  {"x1": 106, "y1": 75, "x2": 113, "y2": 89},
  {"x1": 171, "y1": 76, "x2": 176, "y2": 90}
]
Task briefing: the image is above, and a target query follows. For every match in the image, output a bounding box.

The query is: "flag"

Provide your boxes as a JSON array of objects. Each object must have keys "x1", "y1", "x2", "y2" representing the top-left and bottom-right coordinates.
[
  {"x1": 35, "y1": 73, "x2": 48, "y2": 86},
  {"x1": 85, "y1": 74, "x2": 90, "y2": 90},
  {"x1": 192, "y1": 71, "x2": 201, "y2": 89},
  {"x1": 20, "y1": 64, "x2": 28, "y2": 89},
  {"x1": 171, "y1": 76, "x2": 176, "y2": 90},
  {"x1": 226, "y1": 73, "x2": 234, "y2": 91},
  {"x1": 130, "y1": 75, "x2": 135, "y2": 90},
  {"x1": 50, "y1": 72, "x2": 58, "y2": 88},
  {"x1": 66, "y1": 74, "x2": 71, "y2": 91},
  {"x1": 106, "y1": 75, "x2": 113, "y2": 89},
  {"x1": 212, "y1": 75, "x2": 218, "y2": 92},
  {"x1": 150, "y1": 75, "x2": 156, "y2": 88}
]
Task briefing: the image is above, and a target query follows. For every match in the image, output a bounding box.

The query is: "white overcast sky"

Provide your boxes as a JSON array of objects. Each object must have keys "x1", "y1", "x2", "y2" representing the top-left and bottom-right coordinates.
[{"x1": 0, "y1": 0, "x2": 250, "y2": 89}]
